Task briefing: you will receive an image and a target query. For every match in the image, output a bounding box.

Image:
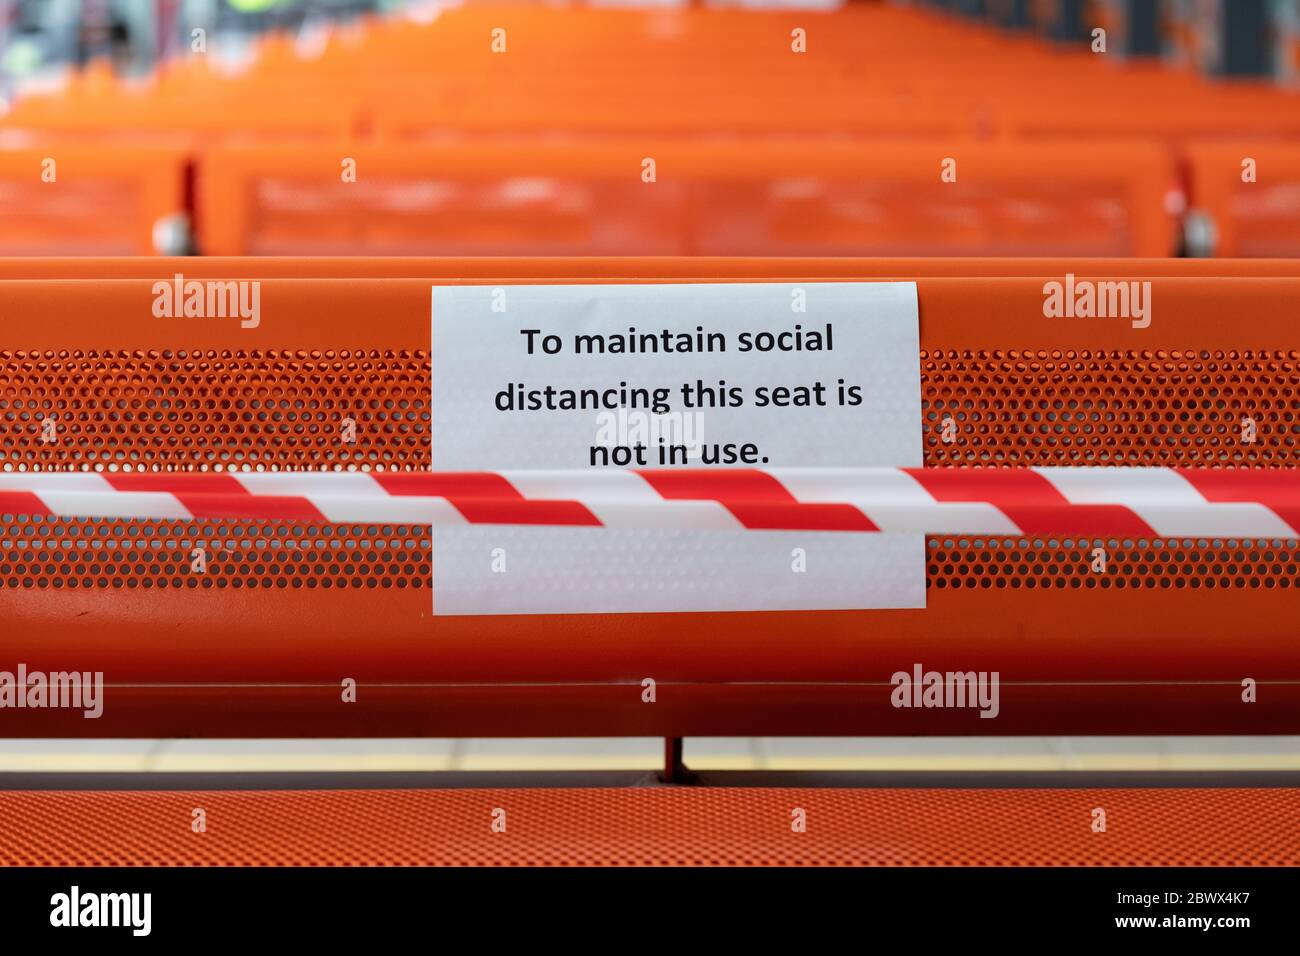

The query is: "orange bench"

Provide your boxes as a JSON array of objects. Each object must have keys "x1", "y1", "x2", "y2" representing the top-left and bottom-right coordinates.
[
  {"x1": 1, "y1": 268, "x2": 1296, "y2": 739},
  {"x1": 0, "y1": 147, "x2": 186, "y2": 255},
  {"x1": 194, "y1": 141, "x2": 1180, "y2": 256},
  {"x1": 1185, "y1": 142, "x2": 1300, "y2": 257}
]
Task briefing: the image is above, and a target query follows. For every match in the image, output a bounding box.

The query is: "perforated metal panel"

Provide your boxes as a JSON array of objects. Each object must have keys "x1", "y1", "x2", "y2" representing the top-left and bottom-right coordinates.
[
  {"x1": 3, "y1": 346, "x2": 1295, "y2": 592},
  {"x1": 921, "y1": 347, "x2": 1300, "y2": 591},
  {"x1": 1, "y1": 787, "x2": 1296, "y2": 866},
  {"x1": 928, "y1": 538, "x2": 1300, "y2": 591},
  {"x1": 922, "y1": 348, "x2": 1300, "y2": 466},
  {"x1": 0, "y1": 348, "x2": 429, "y2": 471},
  {"x1": 0, "y1": 519, "x2": 429, "y2": 590}
]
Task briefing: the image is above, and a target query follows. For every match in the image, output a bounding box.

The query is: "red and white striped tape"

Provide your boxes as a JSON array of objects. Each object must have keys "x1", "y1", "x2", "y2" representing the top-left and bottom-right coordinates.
[{"x1": 0, "y1": 468, "x2": 1296, "y2": 538}]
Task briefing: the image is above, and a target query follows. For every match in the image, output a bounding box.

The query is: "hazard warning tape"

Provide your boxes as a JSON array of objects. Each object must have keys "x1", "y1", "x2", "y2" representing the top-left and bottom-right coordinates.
[{"x1": 0, "y1": 467, "x2": 1295, "y2": 538}]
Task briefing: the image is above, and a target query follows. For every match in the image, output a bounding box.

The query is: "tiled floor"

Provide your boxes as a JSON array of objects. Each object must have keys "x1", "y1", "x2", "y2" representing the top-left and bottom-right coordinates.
[{"x1": 0, "y1": 736, "x2": 1297, "y2": 773}]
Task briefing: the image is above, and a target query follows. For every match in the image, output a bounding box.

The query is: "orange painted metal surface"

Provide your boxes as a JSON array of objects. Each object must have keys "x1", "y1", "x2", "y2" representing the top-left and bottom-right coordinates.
[
  {"x1": 13, "y1": 7, "x2": 1294, "y2": 143},
  {"x1": 2, "y1": 5, "x2": 1298, "y2": 258},
  {"x1": 0, "y1": 148, "x2": 185, "y2": 255},
  {"x1": 1, "y1": 786, "x2": 1296, "y2": 866},
  {"x1": 1186, "y1": 143, "x2": 1300, "y2": 258},
  {"x1": 194, "y1": 141, "x2": 1180, "y2": 257},
  {"x1": 0, "y1": 273, "x2": 1296, "y2": 737},
  {"x1": 0, "y1": 256, "x2": 1297, "y2": 280}
]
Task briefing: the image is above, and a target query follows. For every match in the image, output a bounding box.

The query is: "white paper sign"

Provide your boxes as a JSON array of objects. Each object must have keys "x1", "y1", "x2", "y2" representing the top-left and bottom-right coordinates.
[{"x1": 430, "y1": 282, "x2": 923, "y2": 615}]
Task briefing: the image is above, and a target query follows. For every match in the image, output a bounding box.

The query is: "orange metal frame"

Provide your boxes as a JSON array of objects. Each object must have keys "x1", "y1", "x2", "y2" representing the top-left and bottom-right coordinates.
[
  {"x1": 193, "y1": 141, "x2": 1180, "y2": 257},
  {"x1": 1, "y1": 269, "x2": 1296, "y2": 738},
  {"x1": 0, "y1": 255, "x2": 1297, "y2": 280}
]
